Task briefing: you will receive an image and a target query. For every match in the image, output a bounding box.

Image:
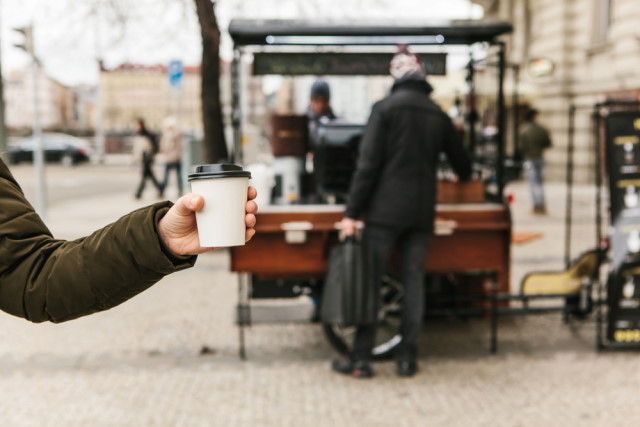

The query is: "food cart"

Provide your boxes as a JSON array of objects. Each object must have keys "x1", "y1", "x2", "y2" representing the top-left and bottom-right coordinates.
[{"x1": 227, "y1": 19, "x2": 514, "y2": 359}]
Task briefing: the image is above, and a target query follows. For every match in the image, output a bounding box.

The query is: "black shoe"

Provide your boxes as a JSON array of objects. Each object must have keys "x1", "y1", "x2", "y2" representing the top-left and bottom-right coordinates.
[
  {"x1": 331, "y1": 357, "x2": 373, "y2": 378},
  {"x1": 396, "y1": 360, "x2": 418, "y2": 377}
]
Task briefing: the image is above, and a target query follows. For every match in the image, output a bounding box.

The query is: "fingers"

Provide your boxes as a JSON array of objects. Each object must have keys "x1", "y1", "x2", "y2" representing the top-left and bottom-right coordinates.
[
  {"x1": 186, "y1": 194, "x2": 205, "y2": 211},
  {"x1": 245, "y1": 200, "x2": 258, "y2": 214},
  {"x1": 243, "y1": 188, "x2": 258, "y2": 243},
  {"x1": 172, "y1": 193, "x2": 204, "y2": 217},
  {"x1": 340, "y1": 217, "x2": 357, "y2": 236},
  {"x1": 245, "y1": 213, "x2": 256, "y2": 229},
  {"x1": 247, "y1": 186, "x2": 257, "y2": 201}
]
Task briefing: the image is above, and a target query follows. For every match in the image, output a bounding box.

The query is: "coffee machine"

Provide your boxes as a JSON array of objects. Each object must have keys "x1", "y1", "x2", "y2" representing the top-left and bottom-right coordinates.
[{"x1": 313, "y1": 122, "x2": 364, "y2": 203}]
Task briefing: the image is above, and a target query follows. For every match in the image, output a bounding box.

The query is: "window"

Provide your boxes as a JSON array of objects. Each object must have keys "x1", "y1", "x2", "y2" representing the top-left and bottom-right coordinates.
[{"x1": 593, "y1": 0, "x2": 612, "y2": 45}]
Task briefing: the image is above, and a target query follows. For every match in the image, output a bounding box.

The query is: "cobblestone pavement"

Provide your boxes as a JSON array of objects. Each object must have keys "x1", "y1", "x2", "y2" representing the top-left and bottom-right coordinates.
[{"x1": 2, "y1": 164, "x2": 639, "y2": 426}]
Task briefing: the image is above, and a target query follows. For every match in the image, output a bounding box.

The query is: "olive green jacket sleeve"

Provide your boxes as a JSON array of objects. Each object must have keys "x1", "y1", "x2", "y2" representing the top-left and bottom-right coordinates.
[{"x1": 0, "y1": 159, "x2": 196, "y2": 323}]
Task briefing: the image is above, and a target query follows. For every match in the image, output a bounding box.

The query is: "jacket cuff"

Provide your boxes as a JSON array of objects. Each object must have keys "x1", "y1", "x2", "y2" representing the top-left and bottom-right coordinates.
[
  {"x1": 344, "y1": 205, "x2": 360, "y2": 220},
  {"x1": 152, "y1": 204, "x2": 197, "y2": 271}
]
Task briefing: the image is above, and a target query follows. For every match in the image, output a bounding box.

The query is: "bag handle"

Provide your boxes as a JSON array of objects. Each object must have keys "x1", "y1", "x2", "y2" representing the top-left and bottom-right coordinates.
[
  {"x1": 344, "y1": 234, "x2": 358, "y2": 244},
  {"x1": 335, "y1": 220, "x2": 364, "y2": 242}
]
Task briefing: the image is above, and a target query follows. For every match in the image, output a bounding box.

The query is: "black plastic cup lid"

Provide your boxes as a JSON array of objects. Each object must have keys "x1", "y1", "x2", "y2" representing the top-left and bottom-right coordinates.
[{"x1": 188, "y1": 164, "x2": 252, "y2": 181}]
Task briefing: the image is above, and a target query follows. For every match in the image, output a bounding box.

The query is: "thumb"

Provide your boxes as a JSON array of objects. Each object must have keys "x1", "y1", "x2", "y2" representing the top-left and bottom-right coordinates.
[{"x1": 173, "y1": 193, "x2": 204, "y2": 217}]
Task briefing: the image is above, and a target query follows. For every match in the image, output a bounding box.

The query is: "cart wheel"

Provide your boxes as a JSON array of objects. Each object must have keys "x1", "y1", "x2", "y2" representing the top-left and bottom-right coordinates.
[{"x1": 322, "y1": 274, "x2": 404, "y2": 360}]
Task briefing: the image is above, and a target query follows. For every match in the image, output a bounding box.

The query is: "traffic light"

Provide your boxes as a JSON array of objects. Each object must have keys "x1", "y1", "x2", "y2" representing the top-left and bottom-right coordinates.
[{"x1": 13, "y1": 25, "x2": 34, "y2": 56}]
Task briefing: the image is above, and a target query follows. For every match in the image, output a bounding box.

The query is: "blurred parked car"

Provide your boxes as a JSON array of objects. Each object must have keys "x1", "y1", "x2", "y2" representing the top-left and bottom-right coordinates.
[{"x1": 8, "y1": 133, "x2": 93, "y2": 166}]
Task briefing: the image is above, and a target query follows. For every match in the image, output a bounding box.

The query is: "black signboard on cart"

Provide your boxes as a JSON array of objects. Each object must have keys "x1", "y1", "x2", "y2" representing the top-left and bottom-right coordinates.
[{"x1": 604, "y1": 112, "x2": 640, "y2": 344}]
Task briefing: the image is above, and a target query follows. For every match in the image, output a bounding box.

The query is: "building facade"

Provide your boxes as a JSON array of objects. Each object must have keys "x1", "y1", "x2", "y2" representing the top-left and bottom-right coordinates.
[
  {"x1": 4, "y1": 68, "x2": 77, "y2": 131},
  {"x1": 476, "y1": 0, "x2": 640, "y2": 181},
  {"x1": 100, "y1": 63, "x2": 204, "y2": 133}
]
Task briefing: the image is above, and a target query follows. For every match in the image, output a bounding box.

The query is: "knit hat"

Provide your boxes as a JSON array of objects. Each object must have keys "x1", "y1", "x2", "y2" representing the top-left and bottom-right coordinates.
[
  {"x1": 310, "y1": 80, "x2": 331, "y2": 99},
  {"x1": 389, "y1": 45, "x2": 426, "y2": 81}
]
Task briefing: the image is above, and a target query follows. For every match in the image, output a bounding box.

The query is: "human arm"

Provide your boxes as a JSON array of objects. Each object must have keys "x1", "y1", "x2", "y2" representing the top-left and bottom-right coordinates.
[
  {"x1": 0, "y1": 160, "x2": 256, "y2": 323},
  {"x1": 340, "y1": 217, "x2": 359, "y2": 237}
]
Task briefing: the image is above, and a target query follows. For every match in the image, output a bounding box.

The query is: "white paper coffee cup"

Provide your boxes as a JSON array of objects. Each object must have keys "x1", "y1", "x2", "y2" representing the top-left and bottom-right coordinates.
[{"x1": 188, "y1": 164, "x2": 251, "y2": 247}]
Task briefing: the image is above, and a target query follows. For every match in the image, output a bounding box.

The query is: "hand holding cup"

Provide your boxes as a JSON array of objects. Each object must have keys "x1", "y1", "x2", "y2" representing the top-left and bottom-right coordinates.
[{"x1": 158, "y1": 186, "x2": 258, "y2": 256}]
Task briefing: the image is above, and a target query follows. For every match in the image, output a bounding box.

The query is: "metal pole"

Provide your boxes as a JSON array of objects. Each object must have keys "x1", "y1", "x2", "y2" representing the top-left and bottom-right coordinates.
[
  {"x1": 95, "y1": 62, "x2": 105, "y2": 163},
  {"x1": 231, "y1": 46, "x2": 247, "y2": 359},
  {"x1": 231, "y1": 47, "x2": 242, "y2": 164},
  {"x1": 94, "y1": 4, "x2": 105, "y2": 163},
  {"x1": 564, "y1": 104, "x2": 576, "y2": 269},
  {"x1": 466, "y1": 57, "x2": 476, "y2": 163},
  {"x1": 496, "y1": 43, "x2": 507, "y2": 201},
  {"x1": 490, "y1": 272, "x2": 498, "y2": 354},
  {"x1": 594, "y1": 108, "x2": 603, "y2": 263},
  {"x1": 511, "y1": 64, "x2": 520, "y2": 158},
  {"x1": 593, "y1": 106, "x2": 604, "y2": 350},
  {"x1": 0, "y1": 0, "x2": 8, "y2": 163},
  {"x1": 237, "y1": 273, "x2": 251, "y2": 360},
  {"x1": 31, "y1": 29, "x2": 46, "y2": 218},
  {"x1": 175, "y1": 83, "x2": 188, "y2": 193}
]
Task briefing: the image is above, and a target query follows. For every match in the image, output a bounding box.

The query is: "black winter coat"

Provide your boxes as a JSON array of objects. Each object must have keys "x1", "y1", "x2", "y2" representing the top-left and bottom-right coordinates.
[{"x1": 345, "y1": 79, "x2": 471, "y2": 231}]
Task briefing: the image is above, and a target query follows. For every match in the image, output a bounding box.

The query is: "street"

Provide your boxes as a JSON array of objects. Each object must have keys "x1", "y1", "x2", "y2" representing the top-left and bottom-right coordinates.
[
  {"x1": 9, "y1": 161, "x2": 141, "y2": 208},
  {"x1": 1, "y1": 163, "x2": 639, "y2": 427}
]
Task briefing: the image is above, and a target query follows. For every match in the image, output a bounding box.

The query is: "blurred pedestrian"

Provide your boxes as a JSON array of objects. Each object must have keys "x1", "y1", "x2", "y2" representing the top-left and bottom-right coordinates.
[
  {"x1": 159, "y1": 116, "x2": 184, "y2": 197},
  {"x1": 519, "y1": 108, "x2": 552, "y2": 215},
  {"x1": 0, "y1": 157, "x2": 258, "y2": 323},
  {"x1": 133, "y1": 118, "x2": 163, "y2": 199},
  {"x1": 335, "y1": 45, "x2": 471, "y2": 378}
]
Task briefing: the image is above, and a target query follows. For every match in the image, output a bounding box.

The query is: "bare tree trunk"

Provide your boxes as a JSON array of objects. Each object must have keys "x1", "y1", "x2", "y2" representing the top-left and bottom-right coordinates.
[{"x1": 194, "y1": 0, "x2": 228, "y2": 163}]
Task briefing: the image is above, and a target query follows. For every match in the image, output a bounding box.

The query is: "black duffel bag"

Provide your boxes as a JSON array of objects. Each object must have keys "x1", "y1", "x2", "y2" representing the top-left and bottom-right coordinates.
[{"x1": 320, "y1": 236, "x2": 377, "y2": 327}]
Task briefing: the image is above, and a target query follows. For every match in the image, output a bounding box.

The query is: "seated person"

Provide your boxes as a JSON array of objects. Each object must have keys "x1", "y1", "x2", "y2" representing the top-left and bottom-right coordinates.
[{"x1": 306, "y1": 79, "x2": 337, "y2": 143}]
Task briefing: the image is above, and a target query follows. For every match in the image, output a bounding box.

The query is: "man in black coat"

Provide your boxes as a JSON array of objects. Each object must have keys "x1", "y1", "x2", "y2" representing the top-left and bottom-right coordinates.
[{"x1": 334, "y1": 46, "x2": 472, "y2": 378}]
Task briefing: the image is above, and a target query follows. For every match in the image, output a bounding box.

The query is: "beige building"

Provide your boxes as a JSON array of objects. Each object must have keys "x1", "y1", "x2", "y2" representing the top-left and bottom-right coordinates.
[
  {"x1": 100, "y1": 63, "x2": 204, "y2": 133},
  {"x1": 475, "y1": 0, "x2": 640, "y2": 181},
  {"x1": 4, "y1": 68, "x2": 76, "y2": 131},
  {"x1": 71, "y1": 85, "x2": 97, "y2": 130}
]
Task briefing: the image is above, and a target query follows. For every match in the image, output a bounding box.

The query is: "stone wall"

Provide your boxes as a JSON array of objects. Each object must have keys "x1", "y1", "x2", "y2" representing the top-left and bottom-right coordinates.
[{"x1": 478, "y1": 0, "x2": 640, "y2": 182}]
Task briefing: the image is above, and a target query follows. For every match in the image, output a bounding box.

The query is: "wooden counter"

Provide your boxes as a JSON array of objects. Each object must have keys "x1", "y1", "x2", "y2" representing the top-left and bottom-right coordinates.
[{"x1": 230, "y1": 202, "x2": 511, "y2": 295}]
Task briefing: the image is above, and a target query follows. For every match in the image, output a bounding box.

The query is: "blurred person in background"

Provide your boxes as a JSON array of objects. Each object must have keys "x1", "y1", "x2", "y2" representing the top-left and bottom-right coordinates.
[
  {"x1": 133, "y1": 118, "x2": 163, "y2": 199},
  {"x1": 305, "y1": 80, "x2": 339, "y2": 204},
  {"x1": 159, "y1": 116, "x2": 184, "y2": 198},
  {"x1": 0, "y1": 157, "x2": 257, "y2": 323},
  {"x1": 335, "y1": 45, "x2": 471, "y2": 379},
  {"x1": 306, "y1": 79, "x2": 337, "y2": 141},
  {"x1": 519, "y1": 108, "x2": 552, "y2": 215}
]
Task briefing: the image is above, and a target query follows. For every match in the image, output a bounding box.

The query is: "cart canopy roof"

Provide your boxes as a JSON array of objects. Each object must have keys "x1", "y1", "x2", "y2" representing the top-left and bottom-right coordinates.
[{"x1": 229, "y1": 19, "x2": 512, "y2": 47}]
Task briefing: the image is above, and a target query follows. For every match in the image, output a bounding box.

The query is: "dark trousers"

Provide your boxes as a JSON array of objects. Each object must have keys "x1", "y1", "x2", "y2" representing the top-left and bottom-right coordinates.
[
  {"x1": 161, "y1": 162, "x2": 183, "y2": 194},
  {"x1": 353, "y1": 225, "x2": 430, "y2": 363},
  {"x1": 135, "y1": 157, "x2": 162, "y2": 198}
]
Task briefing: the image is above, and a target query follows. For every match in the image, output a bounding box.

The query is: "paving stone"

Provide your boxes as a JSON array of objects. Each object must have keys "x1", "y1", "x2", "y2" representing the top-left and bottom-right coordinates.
[{"x1": 2, "y1": 165, "x2": 638, "y2": 426}]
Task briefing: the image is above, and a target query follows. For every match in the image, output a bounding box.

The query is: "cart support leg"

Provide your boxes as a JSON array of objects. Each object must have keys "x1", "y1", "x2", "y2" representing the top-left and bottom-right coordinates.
[
  {"x1": 237, "y1": 273, "x2": 251, "y2": 360},
  {"x1": 490, "y1": 272, "x2": 498, "y2": 354}
]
